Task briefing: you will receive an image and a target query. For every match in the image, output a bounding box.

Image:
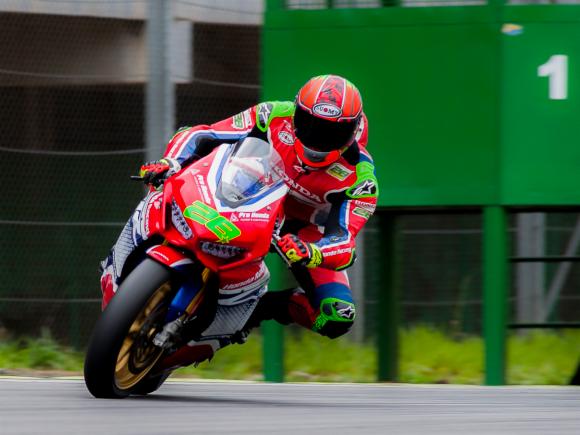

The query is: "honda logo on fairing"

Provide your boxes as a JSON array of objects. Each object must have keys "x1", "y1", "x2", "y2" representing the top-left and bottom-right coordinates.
[
  {"x1": 313, "y1": 103, "x2": 342, "y2": 118},
  {"x1": 273, "y1": 165, "x2": 322, "y2": 203}
]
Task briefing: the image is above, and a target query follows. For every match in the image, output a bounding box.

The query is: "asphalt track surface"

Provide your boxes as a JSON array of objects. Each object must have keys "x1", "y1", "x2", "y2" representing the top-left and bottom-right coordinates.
[{"x1": 0, "y1": 378, "x2": 578, "y2": 435}]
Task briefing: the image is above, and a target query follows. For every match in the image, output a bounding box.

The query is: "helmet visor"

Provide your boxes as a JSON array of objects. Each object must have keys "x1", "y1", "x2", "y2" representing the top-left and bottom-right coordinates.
[{"x1": 294, "y1": 105, "x2": 358, "y2": 152}]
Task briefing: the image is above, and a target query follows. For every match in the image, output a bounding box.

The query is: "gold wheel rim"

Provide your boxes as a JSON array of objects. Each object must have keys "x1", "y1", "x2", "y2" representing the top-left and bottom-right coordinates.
[{"x1": 114, "y1": 282, "x2": 172, "y2": 391}]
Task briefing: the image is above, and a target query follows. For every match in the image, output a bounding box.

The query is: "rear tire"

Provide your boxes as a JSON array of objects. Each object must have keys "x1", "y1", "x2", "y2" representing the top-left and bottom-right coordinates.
[{"x1": 84, "y1": 259, "x2": 173, "y2": 398}]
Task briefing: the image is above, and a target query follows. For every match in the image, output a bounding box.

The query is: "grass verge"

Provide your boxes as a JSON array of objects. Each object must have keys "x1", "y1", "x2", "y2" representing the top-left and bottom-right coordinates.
[{"x1": 0, "y1": 326, "x2": 578, "y2": 385}]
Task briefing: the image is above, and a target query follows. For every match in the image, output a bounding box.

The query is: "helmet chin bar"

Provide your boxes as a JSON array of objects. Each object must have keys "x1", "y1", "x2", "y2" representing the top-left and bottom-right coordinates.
[
  {"x1": 295, "y1": 154, "x2": 321, "y2": 171},
  {"x1": 294, "y1": 137, "x2": 352, "y2": 169}
]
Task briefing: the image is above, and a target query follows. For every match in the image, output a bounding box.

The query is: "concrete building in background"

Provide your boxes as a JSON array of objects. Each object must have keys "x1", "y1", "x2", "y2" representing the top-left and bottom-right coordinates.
[
  {"x1": 0, "y1": 1, "x2": 263, "y2": 87},
  {"x1": 0, "y1": 1, "x2": 263, "y2": 343}
]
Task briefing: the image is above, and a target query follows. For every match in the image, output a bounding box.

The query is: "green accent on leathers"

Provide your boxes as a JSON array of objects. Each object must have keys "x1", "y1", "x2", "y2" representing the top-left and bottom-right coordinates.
[
  {"x1": 256, "y1": 101, "x2": 296, "y2": 132},
  {"x1": 346, "y1": 161, "x2": 379, "y2": 199}
]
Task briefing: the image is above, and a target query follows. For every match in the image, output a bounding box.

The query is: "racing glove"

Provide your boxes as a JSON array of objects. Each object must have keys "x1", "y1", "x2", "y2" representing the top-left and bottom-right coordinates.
[
  {"x1": 139, "y1": 158, "x2": 181, "y2": 187},
  {"x1": 277, "y1": 234, "x2": 323, "y2": 269}
]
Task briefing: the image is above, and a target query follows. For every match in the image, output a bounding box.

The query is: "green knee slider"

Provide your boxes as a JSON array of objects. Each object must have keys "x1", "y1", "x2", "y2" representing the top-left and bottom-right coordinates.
[{"x1": 312, "y1": 298, "x2": 356, "y2": 338}]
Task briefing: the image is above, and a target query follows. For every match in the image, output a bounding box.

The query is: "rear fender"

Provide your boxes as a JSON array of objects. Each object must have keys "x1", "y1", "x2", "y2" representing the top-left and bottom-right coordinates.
[{"x1": 146, "y1": 245, "x2": 195, "y2": 272}]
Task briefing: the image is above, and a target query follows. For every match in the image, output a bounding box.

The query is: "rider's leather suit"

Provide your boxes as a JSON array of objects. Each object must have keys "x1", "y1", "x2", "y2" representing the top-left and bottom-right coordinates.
[{"x1": 101, "y1": 101, "x2": 378, "y2": 338}]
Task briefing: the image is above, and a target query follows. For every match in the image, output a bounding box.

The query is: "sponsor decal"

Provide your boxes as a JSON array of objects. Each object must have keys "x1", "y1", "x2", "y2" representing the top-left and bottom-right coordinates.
[
  {"x1": 354, "y1": 200, "x2": 376, "y2": 213},
  {"x1": 196, "y1": 174, "x2": 212, "y2": 204},
  {"x1": 278, "y1": 130, "x2": 294, "y2": 145},
  {"x1": 183, "y1": 200, "x2": 241, "y2": 243},
  {"x1": 243, "y1": 109, "x2": 252, "y2": 128},
  {"x1": 232, "y1": 109, "x2": 253, "y2": 130},
  {"x1": 232, "y1": 113, "x2": 245, "y2": 129},
  {"x1": 326, "y1": 163, "x2": 352, "y2": 181},
  {"x1": 324, "y1": 247, "x2": 352, "y2": 256},
  {"x1": 352, "y1": 207, "x2": 372, "y2": 219},
  {"x1": 238, "y1": 211, "x2": 270, "y2": 222},
  {"x1": 229, "y1": 213, "x2": 239, "y2": 222},
  {"x1": 313, "y1": 103, "x2": 341, "y2": 118},
  {"x1": 222, "y1": 263, "x2": 268, "y2": 291},
  {"x1": 142, "y1": 203, "x2": 151, "y2": 237},
  {"x1": 143, "y1": 192, "x2": 162, "y2": 237}
]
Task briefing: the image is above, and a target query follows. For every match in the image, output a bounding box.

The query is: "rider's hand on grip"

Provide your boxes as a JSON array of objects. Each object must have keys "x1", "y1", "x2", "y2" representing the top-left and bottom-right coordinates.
[
  {"x1": 139, "y1": 158, "x2": 181, "y2": 188},
  {"x1": 277, "y1": 234, "x2": 322, "y2": 269}
]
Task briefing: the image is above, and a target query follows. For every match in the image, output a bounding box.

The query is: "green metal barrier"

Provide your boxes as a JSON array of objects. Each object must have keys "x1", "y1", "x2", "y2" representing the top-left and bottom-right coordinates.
[{"x1": 262, "y1": 0, "x2": 580, "y2": 385}]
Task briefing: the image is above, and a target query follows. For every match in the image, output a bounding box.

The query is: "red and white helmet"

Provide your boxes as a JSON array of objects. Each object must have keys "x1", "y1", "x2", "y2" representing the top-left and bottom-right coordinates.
[{"x1": 294, "y1": 74, "x2": 363, "y2": 168}]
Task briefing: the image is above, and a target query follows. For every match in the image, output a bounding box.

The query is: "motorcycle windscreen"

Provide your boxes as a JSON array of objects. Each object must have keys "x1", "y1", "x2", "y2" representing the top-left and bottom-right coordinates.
[{"x1": 216, "y1": 137, "x2": 285, "y2": 207}]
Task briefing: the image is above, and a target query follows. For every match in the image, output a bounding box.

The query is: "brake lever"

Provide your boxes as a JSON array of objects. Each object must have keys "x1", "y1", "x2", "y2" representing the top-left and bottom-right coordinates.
[{"x1": 130, "y1": 175, "x2": 165, "y2": 189}]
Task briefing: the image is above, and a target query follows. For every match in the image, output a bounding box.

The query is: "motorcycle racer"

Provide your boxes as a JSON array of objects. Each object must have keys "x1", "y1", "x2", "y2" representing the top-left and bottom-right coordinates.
[{"x1": 102, "y1": 74, "x2": 378, "y2": 340}]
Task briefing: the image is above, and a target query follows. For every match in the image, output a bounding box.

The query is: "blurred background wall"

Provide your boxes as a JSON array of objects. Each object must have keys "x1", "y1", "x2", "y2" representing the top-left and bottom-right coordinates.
[{"x1": 0, "y1": 1, "x2": 263, "y2": 346}]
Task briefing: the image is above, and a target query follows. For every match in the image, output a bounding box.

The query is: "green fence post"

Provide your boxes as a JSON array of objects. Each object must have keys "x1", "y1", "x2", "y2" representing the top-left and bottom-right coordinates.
[
  {"x1": 483, "y1": 206, "x2": 508, "y2": 385},
  {"x1": 377, "y1": 212, "x2": 399, "y2": 382},
  {"x1": 262, "y1": 319, "x2": 284, "y2": 382},
  {"x1": 262, "y1": 254, "x2": 287, "y2": 382},
  {"x1": 262, "y1": 0, "x2": 285, "y2": 382}
]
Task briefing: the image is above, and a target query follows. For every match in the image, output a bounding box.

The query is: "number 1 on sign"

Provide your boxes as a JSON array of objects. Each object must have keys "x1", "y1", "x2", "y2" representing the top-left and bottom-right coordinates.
[{"x1": 538, "y1": 55, "x2": 568, "y2": 100}]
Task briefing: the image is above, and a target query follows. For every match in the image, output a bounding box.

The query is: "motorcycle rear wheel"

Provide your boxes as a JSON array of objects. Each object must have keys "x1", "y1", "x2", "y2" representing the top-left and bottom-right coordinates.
[{"x1": 84, "y1": 259, "x2": 174, "y2": 398}]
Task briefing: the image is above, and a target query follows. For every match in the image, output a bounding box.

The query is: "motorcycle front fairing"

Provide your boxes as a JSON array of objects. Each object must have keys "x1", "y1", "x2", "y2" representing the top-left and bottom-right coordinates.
[
  {"x1": 87, "y1": 137, "x2": 289, "y2": 397},
  {"x1": 141, "y1": 137, "x2": 288, "y2": 369},
  {"x1": 157, "y1": 138, "x2": 287, "y2": 273}
]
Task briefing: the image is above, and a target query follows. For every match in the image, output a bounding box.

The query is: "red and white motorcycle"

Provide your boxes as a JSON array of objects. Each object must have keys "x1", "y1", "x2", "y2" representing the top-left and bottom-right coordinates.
[{"x1": 84, "y1": 135, "x2": 287, "y2": 398}]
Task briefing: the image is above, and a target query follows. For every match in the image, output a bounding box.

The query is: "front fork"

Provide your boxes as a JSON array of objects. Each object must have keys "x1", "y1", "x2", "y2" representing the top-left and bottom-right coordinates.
[
  {"x1": 153, "y1": 268, "x2": 212, "y2": 349},
  {"x1": 146, "y1": 244, "x2": 211, "y2": 349}
]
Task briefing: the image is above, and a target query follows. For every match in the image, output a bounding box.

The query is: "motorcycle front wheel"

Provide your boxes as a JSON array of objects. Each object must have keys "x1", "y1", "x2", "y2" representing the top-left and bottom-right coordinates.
[{"x1": 84, "y1": 259, "x2": 174, "y2": 398}]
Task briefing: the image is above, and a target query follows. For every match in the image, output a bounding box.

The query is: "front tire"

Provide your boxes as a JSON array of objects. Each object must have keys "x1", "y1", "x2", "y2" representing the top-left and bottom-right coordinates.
[
  {"x1": 131, "y1": 371, "x2": 171, "y2": 395},
  {"x1": 84, "y1": 259, "x2": 173, "y2": 398}
]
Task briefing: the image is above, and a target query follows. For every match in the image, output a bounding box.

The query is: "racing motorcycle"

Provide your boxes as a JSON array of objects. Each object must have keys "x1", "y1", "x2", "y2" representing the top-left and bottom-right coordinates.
[{"x1": 84, "y1": 135, "x2": 288, "y2": 398}]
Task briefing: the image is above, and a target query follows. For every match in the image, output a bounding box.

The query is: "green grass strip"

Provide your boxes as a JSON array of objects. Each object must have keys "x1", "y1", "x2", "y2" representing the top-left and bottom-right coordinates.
[{"x1": 0, "y1": 326, "x2": 578, "y2": 385}]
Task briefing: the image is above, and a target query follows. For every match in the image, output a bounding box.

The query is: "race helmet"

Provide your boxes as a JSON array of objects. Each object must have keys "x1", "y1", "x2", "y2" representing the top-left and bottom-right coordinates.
[{"x1": 294, "y1": 74, "x2": 363, "y2": 168}]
